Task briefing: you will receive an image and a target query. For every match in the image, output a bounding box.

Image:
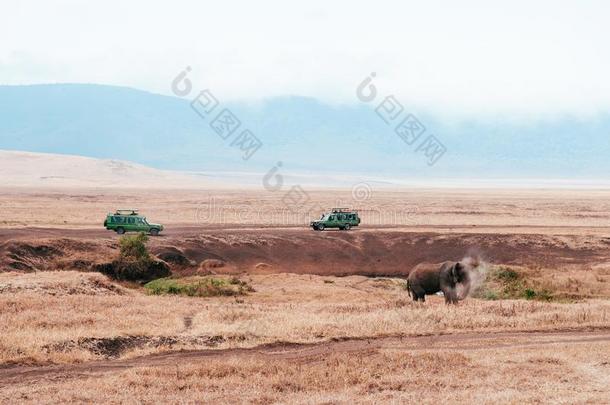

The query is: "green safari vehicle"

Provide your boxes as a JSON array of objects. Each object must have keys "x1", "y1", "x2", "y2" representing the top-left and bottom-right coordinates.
[
  {"x1": 104, "y1": 209, "x2": 164, "y2": 236},
  {"x1": 310, "y1": 208, "x2": 360, "y2": 231}
]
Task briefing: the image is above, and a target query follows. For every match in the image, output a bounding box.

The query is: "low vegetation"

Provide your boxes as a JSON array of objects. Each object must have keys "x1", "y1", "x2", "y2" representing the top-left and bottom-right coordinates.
[
  {"x1": 119, "y1": 233, "x2": 151, "y2": 262},
  {"x1": 144, "y1": 276, "x2": 253, "y2": 297},
  {"x1": 472, "y1": 265, "x2": 554, "y2": 301},
  {"x1": 93, "y1": 233, "x2": 170, "y2": 282}
]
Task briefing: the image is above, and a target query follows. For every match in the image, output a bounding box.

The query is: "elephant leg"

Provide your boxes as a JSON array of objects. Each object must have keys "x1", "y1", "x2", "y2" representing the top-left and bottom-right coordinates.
[
  {"x1": 411, "y1": 292, "x2": 419, "y2": 302},
  {"x1": 411, "y1": 286, "x2": 426, "y2": 302},
  {"x1": 450, "y1": 291, "x2": 459, "y2": 305},
  {"x1": 443, "y1": 289, "x2": 456, "y2": 304}
]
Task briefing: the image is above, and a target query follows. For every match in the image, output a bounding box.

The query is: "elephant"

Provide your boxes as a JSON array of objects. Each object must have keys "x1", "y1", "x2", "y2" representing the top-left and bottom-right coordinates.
[{"x1": 406, "y1": 261, "x2": 472, "y2": 304}]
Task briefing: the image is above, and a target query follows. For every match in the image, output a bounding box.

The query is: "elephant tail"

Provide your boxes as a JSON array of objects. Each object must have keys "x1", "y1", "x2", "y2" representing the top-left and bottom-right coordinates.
[{"x1": 406, "y1": 279, "x2": 411, "y2": 297}]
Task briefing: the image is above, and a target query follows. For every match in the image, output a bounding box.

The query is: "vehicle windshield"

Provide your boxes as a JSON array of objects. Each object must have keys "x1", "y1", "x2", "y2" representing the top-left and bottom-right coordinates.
[
  {"x1": 142, "y1": 217, "x2": 149, "y2": 225},
  {"x1": 321, "y1": 214, "x2": 331, "y2": 220}
]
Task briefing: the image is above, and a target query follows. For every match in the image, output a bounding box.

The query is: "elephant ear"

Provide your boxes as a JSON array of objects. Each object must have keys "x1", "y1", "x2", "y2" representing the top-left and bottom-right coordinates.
[
  {"x1": 452, "y1": 262, "x2": 463, "y2": 279},
  {"x1": 455, "y1": 262, "x2": 469, "y2": 281}
]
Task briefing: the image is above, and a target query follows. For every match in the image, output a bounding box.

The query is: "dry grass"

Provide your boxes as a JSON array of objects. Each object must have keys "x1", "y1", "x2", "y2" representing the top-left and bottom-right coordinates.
[
  {"x1": 2, "y1": 187, "x2": 610, "y2": 231},
  {"x1": 471, "y1": 264, "x2": 610, "y2": 301},
  {"x1": 3, "y1": 184, "x2": 610, "y2": 402},
  {"x1": 0, "y1": 271, "x2": 129, "y2": 296},
  {"x1": 2, "y1": 342, "x2": 608, "y2": 404},
  {"x1": 1, "y1": 271, "x2": 608, "y2": 365},
  {"x1": 144, "y1": 276, "x2": 254, "y2": 297}
]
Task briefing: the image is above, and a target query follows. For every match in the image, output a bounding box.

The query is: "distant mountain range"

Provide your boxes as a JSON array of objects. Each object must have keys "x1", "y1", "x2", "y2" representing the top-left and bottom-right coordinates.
[{"x1": 0, "y1": 83, "x2": 609, "y2": 180}]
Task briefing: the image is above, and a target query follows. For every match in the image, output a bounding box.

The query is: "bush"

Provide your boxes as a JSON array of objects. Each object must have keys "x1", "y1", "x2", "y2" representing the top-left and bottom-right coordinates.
[
  {"x1": 144, "y1": 276, "x2": 254, "y2": 297},
  {"x1": 108, "y1": 259, "x2": 170, "y2": 282},
  {"x1": 482, "y1": 290, "x2": 499, "y2": 300},
  {"x1": 523, "y1": 288, "x2": 553, "y2": 301},
  {"x1": 524, "y1": 289, "x2": 537, "y2": 300},
  {"x1": 471, "y1": 266, "x2": 555, "y2": 302},
  {"x1": 496, "y1": 267, "x2": 519, "y2": 281},
  {"x1": 119, "y1": 233, "x2": 150, "y2": 261},
  {"x1": 93, "y1": 233, "x2": 170, "y2": 282}
]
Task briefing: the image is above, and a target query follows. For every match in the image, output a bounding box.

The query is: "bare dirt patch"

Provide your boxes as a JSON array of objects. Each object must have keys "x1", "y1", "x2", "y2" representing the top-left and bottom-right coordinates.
[
  {"x1": 0, "y1": 271, "x2": 129, "y2": 296},
  {"x1": 44, "y1": 334, "x2": 226, "y2": 359},
  {"x1": 0, "y1": 237, "x2": 115, "y2": 272},
  {"x1": 151, "y1": 246, "x2": 193, "y2": 266},
  {"x1": 3, "y1": 229, "x2": 610, "y2": 280}
]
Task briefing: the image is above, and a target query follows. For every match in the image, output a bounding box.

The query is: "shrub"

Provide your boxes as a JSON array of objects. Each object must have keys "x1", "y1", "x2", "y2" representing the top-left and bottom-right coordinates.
[
  {"x1": 119, "y1": 233, "x2": 150, "y2": 261},
  {"x1": 107, "y1": 259, "x2": 170, "y2": 282},
  {"x1": 524, "y1": 289, "x2": 537, "y2": 300},
  {"x1": 482, "y1": 290, "x2": 499, "y2": 300},
  {"x1": 471, "y1": 265, "x2": 556, "y2": 302},
  {"x1": 496, "y1": 267, "x2": 519, "y2": 281},
  {"x1": 93, "y1": 233, "x2": 170, "y2": 282},
  {"x1": 144, "y1": 276, "x2": 254, "y2": 297},
  {"x1": 523, "y1": 288, "x2": 553, "y2": 301}
]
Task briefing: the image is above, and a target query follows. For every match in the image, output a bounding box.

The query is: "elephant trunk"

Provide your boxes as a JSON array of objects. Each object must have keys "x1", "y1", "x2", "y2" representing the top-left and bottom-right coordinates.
[{"x1": 456, "y1": 279, "x2": 472, "y2": 300}]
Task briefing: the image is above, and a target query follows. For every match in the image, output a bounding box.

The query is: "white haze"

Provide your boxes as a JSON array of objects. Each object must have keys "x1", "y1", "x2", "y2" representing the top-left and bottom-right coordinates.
[{"x1": 1, "y1": 0, "x2": 610, "y2": 119}]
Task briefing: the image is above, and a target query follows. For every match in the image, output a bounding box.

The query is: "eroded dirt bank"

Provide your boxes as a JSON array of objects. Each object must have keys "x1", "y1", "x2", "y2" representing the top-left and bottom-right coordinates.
[{"x1": 1, "y1": 227, "x2": 610, "y2": 276}]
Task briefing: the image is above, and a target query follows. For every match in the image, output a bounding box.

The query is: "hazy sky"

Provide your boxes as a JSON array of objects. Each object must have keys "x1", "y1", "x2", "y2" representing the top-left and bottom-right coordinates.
[{"x1": 1, "y1": 0, "x2": 609, "y2": 119}]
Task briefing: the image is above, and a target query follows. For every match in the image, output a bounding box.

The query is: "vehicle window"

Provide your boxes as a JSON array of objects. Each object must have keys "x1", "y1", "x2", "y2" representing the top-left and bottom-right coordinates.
[
  {"x1": 329, "y1": 215, "x2": 335, "y2": 221},
  {"x1": 128, "y1": 217, "x2": 135, "y2": 224},
  {"x1": 113, "y1": 216, "x2": 122, "y2": 223}
]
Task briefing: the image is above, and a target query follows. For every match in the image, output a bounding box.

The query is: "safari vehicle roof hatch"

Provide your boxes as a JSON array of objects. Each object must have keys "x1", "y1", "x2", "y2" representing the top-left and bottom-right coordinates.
[
  {"x1": 331, "y1": 208, "x2": 354, "y2": 213},
  {"x1": 115, "y1": 209, "x2": 139, "y2": 216}
]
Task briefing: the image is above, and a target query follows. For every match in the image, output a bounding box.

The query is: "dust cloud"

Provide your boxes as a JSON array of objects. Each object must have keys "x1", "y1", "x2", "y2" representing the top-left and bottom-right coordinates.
[{"x1": 457, "y1": 253, "x2": 490, "y2": 299}]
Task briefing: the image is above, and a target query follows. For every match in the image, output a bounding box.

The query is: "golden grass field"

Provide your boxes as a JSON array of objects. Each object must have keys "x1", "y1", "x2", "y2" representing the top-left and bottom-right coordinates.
[
  {"x1": 3, "y1": 341, "x2": 609, "y2": 404},
  {"x1": 1, "y1": 270, "x2": 609, "y2": 366},
  {"x1": 1, "y1": 187, "x2": 609, "y2": 403},
  {"x1": 2, "y1": 187, "x2": 610, "y2": 232}
]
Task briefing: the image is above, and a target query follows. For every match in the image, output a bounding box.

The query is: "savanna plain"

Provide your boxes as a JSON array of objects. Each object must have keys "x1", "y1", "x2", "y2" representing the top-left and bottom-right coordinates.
[{"x1": 1, "y1": 187, "x2": 609, "y2": 404}]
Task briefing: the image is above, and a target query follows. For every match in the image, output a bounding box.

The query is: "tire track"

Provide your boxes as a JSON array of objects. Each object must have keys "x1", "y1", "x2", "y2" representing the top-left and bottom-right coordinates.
[{"x1": 1, "y1": 329, "x2": 608, "y2": 388}]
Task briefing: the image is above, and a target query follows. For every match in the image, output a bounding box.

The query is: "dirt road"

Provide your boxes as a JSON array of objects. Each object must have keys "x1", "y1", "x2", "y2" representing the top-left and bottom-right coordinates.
[
  {"x1": 3, "y1": 224, "x2": 610, "y2": 239},
  {"x1": 1, "y1": 329, "x2": 608, "y2": 388}
]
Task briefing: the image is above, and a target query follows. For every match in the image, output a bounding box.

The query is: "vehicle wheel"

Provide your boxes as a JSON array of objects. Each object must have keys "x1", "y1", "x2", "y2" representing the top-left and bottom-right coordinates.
[
  {"x1": 116, "y1": 227, "x2": 125, "y2": 235},
  {"x1": 318, "y1": 224, "x2": 325, "y2": 231},
  {"x1": 344, "y1": 223, "x2": 351, "y2": 231},
  {"x1": 150, "y1": 228, "x2": 159, "y2": 236}
]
